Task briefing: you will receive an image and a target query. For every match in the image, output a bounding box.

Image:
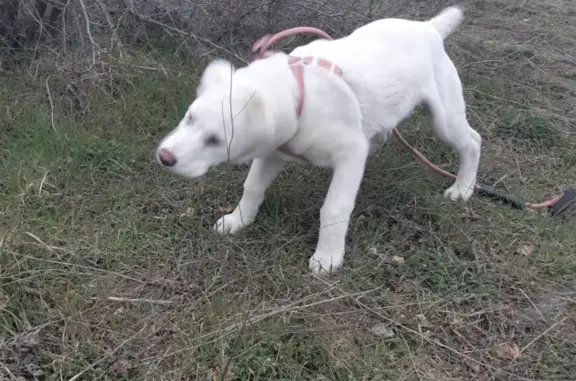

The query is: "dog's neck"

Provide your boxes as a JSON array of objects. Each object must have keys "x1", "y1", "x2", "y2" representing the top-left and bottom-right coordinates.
[{"x1": 241, "y1": 54, "x2": 302, "y2": 155}]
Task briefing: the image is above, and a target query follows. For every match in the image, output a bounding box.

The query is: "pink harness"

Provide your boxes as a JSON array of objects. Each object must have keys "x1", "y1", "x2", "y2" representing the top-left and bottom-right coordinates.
[
  {"x1": 252, "y1": 28, "x2": 343, "y2": 159},
  {"x1": 287, "y1": 56, "x2": 344, "y2": 117},
  {"x1": 252, "y1": 28, "x2": 343, "y2": 119}
]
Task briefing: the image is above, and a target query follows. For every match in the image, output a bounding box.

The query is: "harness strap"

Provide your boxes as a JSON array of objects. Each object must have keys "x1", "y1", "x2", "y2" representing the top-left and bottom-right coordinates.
[
  {"x1": 287, "y1": 55, "x2": 344, "y2": 117},
  {"x1": 289, "y1": 64, "x2": 305, "y2": 117},
  {"x1": 275, "y1": 55, "x2": 344, "y2": 161}
]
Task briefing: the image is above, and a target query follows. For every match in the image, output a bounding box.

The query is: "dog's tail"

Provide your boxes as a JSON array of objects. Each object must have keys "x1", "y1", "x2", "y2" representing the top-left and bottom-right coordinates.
[{"x1": 426, "y1": 6, "x2": 464, "y2": 40}]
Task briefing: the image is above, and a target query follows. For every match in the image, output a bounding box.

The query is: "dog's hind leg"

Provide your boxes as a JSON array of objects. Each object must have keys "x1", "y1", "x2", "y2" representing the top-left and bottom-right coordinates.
[
  {"x1": 214, "y1": 155, "x2": 285, "y2": 235},
  {"x1": 424, "y1": 55, "x2": 481, "y2": 202}
]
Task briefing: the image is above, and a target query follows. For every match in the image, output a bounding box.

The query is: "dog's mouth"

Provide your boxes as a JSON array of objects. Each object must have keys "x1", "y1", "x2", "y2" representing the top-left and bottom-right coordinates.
[
  {"x1": 173, "y1": 160, "x2": 210, "y2": 178},
  {"x1": 164, "y1": 165, "x2": 209, "y2": 179}
]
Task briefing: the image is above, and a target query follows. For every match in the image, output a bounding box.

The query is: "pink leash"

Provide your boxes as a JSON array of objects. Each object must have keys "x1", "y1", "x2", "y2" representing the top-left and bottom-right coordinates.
[{"x1": 251, "y1": 27, "x2": 563, "y2": 212}]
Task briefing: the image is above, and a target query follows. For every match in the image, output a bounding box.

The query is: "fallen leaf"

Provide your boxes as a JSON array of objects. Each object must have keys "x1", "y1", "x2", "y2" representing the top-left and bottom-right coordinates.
[
  {"x1": 211, "y1": 364, "x2": 235, "y2": 381},
  {"x1": 179, "y1": 207, "x2": 195, "y2": 218},
  {"x1": 494, "y1": 342, "x2": 520, "y2": 360},
  {"x1": 218, "y1": 206, "x2": 234, "y2": 213},
  {"x1": 110, "y1": 359, "x2": 130, "y2": 376},
  {"x1": 464, "y1": 358, "x2": 481, "y2": 373},
  {"x1": 368, "y1": 323, "x2": 395, "y2": 338},
  {"x1": 333, "y1": 360, "x2": 347, "y2": 371},
  {"x1": 517, "y1": 245, "x2": 535, "y2": 256},
  {"x1": 416, "y1": 313, "x2": 433, "y2": 328}
]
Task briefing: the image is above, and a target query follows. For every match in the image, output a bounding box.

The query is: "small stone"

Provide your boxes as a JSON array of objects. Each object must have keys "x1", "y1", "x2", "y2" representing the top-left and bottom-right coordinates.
[{"x1": 391, "y1": 255, "x2": 405, "y2": 265}]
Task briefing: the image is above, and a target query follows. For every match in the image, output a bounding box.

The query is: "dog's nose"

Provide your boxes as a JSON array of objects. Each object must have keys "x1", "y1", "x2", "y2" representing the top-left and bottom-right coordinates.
[{"x1": 158, "y1": 149, "x2": 177, "y2": 167}]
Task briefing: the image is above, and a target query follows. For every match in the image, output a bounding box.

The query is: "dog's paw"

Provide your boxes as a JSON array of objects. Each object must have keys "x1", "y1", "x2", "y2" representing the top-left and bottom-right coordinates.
[
  {"x1": 213, "y1": 212, "x2": 246, "y2": 235},
  {"x1": 309, "y1": 251, "x2": 344, "y2": 275},
  {"x1": 444, "y1": 182, "x2": 474, "y2": 202}
]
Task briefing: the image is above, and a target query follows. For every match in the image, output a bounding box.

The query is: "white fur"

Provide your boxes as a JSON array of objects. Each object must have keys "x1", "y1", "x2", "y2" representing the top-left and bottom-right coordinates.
[{"x1": 156, "y1": 6, "x2": 482, "y2": 275}]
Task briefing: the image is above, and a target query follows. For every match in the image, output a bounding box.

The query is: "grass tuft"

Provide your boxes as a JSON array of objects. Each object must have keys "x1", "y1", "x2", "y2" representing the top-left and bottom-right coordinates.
[{"x1": 1, "y1": 1, "x2": 576, "y2": 379}]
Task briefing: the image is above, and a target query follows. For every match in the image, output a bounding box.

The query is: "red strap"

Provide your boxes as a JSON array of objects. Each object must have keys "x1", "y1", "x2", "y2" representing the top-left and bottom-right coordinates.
[
  {"x1": 288, "y1": 56, "x2": 343, "y2": 118},
  {"x1": 290, "y1": 64, "x2": 305, "y2": 117}
]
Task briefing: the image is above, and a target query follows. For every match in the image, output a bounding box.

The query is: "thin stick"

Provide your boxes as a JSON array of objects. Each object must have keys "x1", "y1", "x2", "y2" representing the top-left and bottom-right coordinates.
[
  {"x1": 92, "y1": 296, "x2": 173, "y2": 305},
  {"x1": 2, "y1": 363, "x2": 17, "y2": 380},
  {"x1": 520, "y1": 317, "x2": 567, "y2": 355},
  {"x1": 517, "y1": 287, "x2": 545, "y2": 321},
  {"x1": 45, "y1": 76, "x2": 60, "y2": 137},
  {"x1": 67, "y1": 324, "x2": 147, "y2": 381},
  {"x1": 130, "y1": 13, "x2": 247, "y2": 64},
  {"x1": 77, "y1": 0, "x2": 98, "y2": 66},
  {"x1": 312, "y1": 275, "x2": 537, "y2": 381},
  {"x1": 400, "y1": 333, "x2": 423, "y2": 381}
]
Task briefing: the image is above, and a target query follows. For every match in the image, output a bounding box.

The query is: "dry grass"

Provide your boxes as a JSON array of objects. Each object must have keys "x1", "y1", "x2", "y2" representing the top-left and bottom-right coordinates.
[{"x1": 1, "y1": 0, "x2": 576, "y2": 380}]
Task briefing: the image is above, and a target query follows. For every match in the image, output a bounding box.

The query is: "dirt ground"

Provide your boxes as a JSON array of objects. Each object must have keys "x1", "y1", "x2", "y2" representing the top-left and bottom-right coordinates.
[{"x1": 1, "y1": 1, "x2": 575, "y2": 380}]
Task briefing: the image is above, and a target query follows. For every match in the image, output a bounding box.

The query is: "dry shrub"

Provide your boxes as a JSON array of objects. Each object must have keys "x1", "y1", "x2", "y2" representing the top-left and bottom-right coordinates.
[
  {"x1": 1, "y1": 0, "x2": 447, "y2": 66},
  {"x1": 1, "y1": 0, "x2": 450, "y2": 117}
]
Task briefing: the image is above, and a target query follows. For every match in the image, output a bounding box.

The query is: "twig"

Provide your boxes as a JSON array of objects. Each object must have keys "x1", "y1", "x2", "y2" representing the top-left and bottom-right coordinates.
[
  {"x1": 7, "y1": 250, "x2": 146, "y2": 284},
  {"x1": 1, "y1": 363, "x2": 17, "y2": 380},
  {"x1": 24, "y1": 231, "x2": 62, "y2": 255},
  {"x1": 45, "y1": 76, "x2": 60, "y2": 137},
  {"x1": 312, "y1": 275, "x2": 538, "y2": 381},
  {"x1": 92, "y1": 296, "x2": 174, "y2": 305},
  {"x1": 95, "y1": 0, "x2": 124, "y2": 56},
  {"x1": 67, "y1": 324, "x2": 147, "y2": 381},
  {"x1": 38, "y1": 170, "x2": 49, "y2": 195},
  {"x1": 399, "y1": 332, "x2": 423, "y2": 381},
  {"x1": 517, "y1": 287, "x2": 546, "y2": 321},
  {"x1": 77, "y1": 0, "x2": 98, "y2": 66},
  {"x1": 131, "y1": 13, "x2": 248, "y2": 65},
  {"x1": 143, "y1": 285, "x2": 380, "y2": 361},
  {"x1": 520, "y1": 317, "x2": 567, "y2": 355},
  {"x1": 219, "y1": 288, "x2": 364, "y2": 335}
]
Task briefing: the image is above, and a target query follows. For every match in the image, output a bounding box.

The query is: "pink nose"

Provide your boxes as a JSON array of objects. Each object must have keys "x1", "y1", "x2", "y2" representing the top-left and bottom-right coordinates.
[{"x1": 158, "y1": 149, "x2": 177, "y2": 167}]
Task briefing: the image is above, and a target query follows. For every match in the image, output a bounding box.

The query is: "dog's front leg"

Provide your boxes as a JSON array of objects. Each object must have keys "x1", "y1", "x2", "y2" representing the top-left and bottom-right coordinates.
[
  {"x1": 214, "y1": 155, "x2": 285, "y2": 235},
  {"x1": 309, "y1": 141, "x2": 368, "y2": 275}
]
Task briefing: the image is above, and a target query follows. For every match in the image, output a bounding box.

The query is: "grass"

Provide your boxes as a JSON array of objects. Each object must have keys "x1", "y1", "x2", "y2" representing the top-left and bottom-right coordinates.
[{"x1": 1, "y1": 1, "x2": 576, "y2": 380}]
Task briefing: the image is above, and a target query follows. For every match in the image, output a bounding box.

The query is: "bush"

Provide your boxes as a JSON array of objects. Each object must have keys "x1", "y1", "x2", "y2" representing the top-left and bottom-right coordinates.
[{"x1": 0, "y1": 0, "x2": 435, "y2": 66}]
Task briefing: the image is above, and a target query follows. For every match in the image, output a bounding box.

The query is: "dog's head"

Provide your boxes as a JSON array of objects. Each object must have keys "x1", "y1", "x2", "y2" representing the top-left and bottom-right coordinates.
[{"x1": 155, "y1": 59, "x2": 275, "y2": 178}]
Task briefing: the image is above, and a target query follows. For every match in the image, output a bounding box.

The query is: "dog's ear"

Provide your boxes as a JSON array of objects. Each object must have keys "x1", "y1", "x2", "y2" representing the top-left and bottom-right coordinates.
[
  {"x1": 228, "y1": 85, "x2": 278, "y2": 159},
  {"x1": 227, "y1": 84, "x2": 274, "y2": 136},
  {"x1": 243, "y1": 87, "x2": 277, "y2": 140},
  {"x1": 197, "y1": 59, "x2": 236, "y2": 96}
]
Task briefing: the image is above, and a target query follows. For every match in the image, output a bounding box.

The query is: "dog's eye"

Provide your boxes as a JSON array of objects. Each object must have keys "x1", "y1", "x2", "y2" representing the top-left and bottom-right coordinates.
[{"x1": 205, "y1": 134, "x2": 220, "y2": 146}]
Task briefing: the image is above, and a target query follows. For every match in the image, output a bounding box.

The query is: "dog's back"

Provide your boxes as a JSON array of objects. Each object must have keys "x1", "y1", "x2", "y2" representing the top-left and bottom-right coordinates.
[
  {"x1": 288, "y1": 7, "x2": 465, "y2": 139},
  {"x1": 348, "y1": 6, "x2": 463, "y2": 41}
]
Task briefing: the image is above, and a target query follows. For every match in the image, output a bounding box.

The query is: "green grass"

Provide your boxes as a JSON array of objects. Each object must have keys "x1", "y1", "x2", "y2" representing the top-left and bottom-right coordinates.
[{"x1": 2, "y1": 2, "x2": 576, "y2": 380}]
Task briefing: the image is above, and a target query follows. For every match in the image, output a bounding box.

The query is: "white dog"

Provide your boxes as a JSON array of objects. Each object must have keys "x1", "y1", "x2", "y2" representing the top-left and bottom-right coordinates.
[{"x1": 155, "y1": 6, "x2": 482, "y2": 275}]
